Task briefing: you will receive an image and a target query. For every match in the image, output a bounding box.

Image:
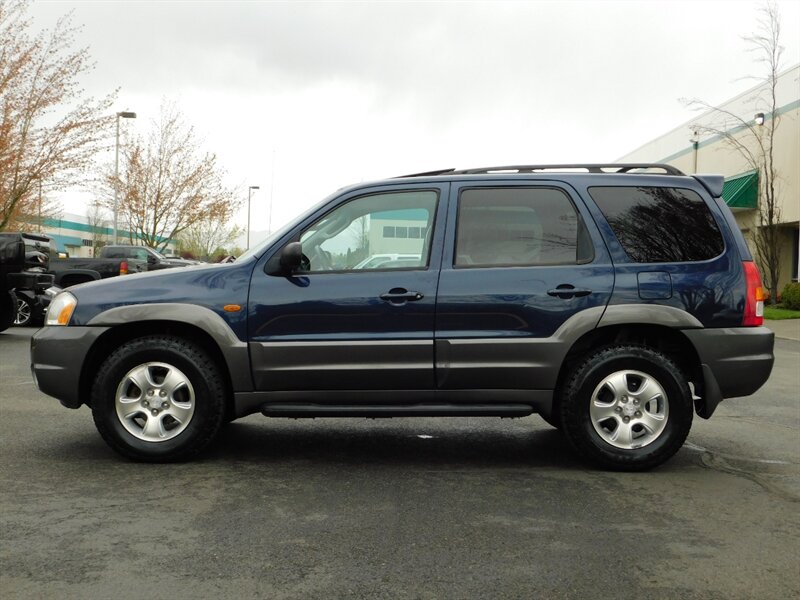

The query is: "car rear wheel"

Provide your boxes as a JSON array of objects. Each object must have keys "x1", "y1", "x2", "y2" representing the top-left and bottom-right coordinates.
[
  {"x1": 559, "y1": 345, "x2": 693, "y2": 471},
  {"x1": 14, "y1": 296, "x2": 32, "y2": 326},
  {"x1": 91, "y1": 335, "x2": 226, "y2": 461}
]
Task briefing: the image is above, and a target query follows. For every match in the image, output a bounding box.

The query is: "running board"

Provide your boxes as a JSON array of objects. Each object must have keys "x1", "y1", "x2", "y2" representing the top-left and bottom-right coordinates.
[{"x1": 260, "y1": 403, "x2": 535, "y2": 418}]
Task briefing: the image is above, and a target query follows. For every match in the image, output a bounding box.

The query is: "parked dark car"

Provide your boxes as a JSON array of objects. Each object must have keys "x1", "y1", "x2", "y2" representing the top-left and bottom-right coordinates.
[
  {"x1": 99, "y1": 245, "x2": 191, "y2": 271},
  {"x1": 0, "y1": 233, "x2": 54, "y2": 332},
  {"x1": 164, "y1": 254, "x2": 204, "y2": 265},
  {"x1": 30, "y1": 164, "x2": 774, "y2": 470}
]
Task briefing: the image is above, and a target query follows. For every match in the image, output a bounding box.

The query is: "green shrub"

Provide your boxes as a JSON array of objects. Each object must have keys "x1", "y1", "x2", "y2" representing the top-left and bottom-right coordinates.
[{"x1": 781, "y1": 282, "x2": 800, "y2": 310}]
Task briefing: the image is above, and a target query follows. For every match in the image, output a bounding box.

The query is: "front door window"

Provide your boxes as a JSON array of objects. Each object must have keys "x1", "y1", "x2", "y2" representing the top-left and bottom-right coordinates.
[{"x1": 299, "y1": 190, "x2": 438, "y2": 272}]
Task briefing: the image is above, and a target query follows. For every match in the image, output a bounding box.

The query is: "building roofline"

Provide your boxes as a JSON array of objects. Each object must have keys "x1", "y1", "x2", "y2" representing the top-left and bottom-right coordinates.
[{"x1": 618, "y1": 63, "x2": 800, "y2": 161}]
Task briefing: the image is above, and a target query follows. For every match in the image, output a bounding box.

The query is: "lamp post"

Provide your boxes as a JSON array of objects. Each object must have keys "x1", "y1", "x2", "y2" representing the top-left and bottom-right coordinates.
[
  {"x1": 38, "y1": 180, "x2": 42, "y2": 233},
  {"x1": 690, "y1": 130, "x2": 700, "y2": 174},
  {"x1": 268, "y1": 149, "x2": 276, "y2": 235},
  {"x1": 247, "y1": 185, "x2": 260, "y2": 249},
  {"x1": 113, "y1": 111, "x2": 137, "y2": 244}
]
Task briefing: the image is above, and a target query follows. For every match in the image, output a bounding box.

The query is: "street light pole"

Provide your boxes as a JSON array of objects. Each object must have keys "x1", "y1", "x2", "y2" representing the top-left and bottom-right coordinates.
[
  {"x1": 247, "y1": 185, "x2": 260, "y2": 250},
  {"x1": 113, "y1": 111, "x2": 137, "y2": 244},
  {"x1": 38, "y1": 180, "x2": 42, "y2": 233},
  {"x1": 269, "y1": 150, "x2": 275, "y2": 235}
]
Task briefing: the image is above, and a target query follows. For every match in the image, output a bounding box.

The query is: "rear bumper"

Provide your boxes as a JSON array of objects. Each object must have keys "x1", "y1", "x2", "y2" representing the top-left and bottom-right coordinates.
[
  {"x1": 683, "y1": 326, "x2": 774, "y2": 415},
  {"x1": 30, "y1": 326, "x2": 109, "y2": 408}
]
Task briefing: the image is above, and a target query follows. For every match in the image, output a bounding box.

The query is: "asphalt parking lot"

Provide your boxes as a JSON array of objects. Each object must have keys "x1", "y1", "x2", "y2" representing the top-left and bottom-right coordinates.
[{"x1": 1, "y1": 327, "x2": 798, "y2": 599}]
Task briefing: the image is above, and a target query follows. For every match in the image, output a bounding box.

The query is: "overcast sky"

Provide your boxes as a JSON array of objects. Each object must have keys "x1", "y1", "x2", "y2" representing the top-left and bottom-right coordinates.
[{"x1": 29, "y1": 0, "x2": 800, "y2": 243}]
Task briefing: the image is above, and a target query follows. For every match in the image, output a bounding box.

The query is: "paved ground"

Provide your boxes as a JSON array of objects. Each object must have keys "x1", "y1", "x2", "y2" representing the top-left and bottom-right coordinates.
[
  {"x1": 1, "y1": 327, "x2": 798, "y2": 599},
  {"x1": 766, "y1": 318, "x2": 800, "y2": 342}
]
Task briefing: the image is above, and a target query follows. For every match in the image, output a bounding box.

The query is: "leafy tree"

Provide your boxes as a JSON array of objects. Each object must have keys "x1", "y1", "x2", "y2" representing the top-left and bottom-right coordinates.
[
  {"x1": 0, "y1": 0, "x2": 114, "y2": 230},
  {"x1": 111, "y1": 102, "x2": 240, "y2": 252},
  {"x1": 685, "y1": 1, "x2": 785, "y2": 302}
]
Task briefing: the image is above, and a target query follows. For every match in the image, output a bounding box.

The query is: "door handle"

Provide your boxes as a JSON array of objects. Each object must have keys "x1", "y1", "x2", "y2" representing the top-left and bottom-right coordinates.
[
  {"x1": 547, "y1": 284, "x2": 592, "y2": 299},
  {"x1": 380, "y1": 288, "x2": 424, "y2": 303}
]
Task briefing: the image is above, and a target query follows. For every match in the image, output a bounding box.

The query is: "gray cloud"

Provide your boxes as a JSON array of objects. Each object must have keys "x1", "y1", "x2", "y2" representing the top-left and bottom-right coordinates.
[{"x1": 26, "y1": 0, "x2": 800, "y2": 224}]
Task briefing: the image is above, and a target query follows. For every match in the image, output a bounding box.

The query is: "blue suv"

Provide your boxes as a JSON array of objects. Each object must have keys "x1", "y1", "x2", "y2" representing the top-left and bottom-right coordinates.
[{"x1": 30, "y1": 164, "x2": 775, "y2": 470}]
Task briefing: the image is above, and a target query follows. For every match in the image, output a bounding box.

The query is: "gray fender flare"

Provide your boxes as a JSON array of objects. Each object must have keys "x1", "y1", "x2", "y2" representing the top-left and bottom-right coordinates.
[
  {"x1": 598, "y1": 304, "x2": 703, "y2": 329},
  {"x1": 87, "y1": 303, "x2": 252, "y2": 391}
]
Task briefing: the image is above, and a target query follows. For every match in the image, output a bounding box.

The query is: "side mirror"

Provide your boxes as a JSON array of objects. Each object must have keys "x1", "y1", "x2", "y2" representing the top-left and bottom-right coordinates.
[
  {"x1": 279, "y1": 242, "x2": 304, "y2": 272},
  {"x1": 147, "y1": 255, "x2": 156, "y2": 264},
  {"x1": 265, "y1": 241, "x2": 311, "y2": 276}
]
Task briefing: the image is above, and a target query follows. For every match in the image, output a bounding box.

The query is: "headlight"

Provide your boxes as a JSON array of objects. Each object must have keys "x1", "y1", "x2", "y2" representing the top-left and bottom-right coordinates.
[{"x1": 45, "y1": 291, "x2": 77, "y2": 326}]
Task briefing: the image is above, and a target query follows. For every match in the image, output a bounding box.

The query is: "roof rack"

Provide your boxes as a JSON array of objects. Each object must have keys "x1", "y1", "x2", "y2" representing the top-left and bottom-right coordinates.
[
  {"x1": 397, "y1": 163, "x2": 685, "y2": 177},
  {"x1": 453, "y1": 163, "x2": 685, "y2": 175},
  {"x1": 395, "y1": 168, "x2": 457, "y2": 178}
]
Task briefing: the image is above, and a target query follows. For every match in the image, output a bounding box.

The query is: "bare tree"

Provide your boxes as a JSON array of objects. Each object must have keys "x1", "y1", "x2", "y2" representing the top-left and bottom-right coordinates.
[
  {"x1": 684, "y1": 1, "x2": 784, "y2": 302},
  {"x1": 111, "y1": 102, "x2": 240, "y2": 251},
  {"x1": 178, "y1": 218, "x2": 242, "y2": 261},
  {"x1": 86, "y1": 199, "x2": 110, "y2": 255},
  {"x1": 0, "y1": 0, "x2": 115, "y2": 231}
]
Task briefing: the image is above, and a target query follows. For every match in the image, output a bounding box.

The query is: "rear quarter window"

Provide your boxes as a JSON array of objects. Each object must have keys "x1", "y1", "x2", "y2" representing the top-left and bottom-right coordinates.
[{"x1": 588, "y1": 186, "x2": 724, "y2": 263}]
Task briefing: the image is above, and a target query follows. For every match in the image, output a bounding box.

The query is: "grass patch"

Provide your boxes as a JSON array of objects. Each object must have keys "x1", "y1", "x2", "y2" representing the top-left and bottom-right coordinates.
[{"x1": 764, "y1": 305, "x2": 800, "y2": 320}]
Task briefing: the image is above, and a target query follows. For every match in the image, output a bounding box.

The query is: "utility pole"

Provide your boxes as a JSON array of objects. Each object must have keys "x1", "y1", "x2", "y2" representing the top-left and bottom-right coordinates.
[
  {"x1": 113, "y1": 111, "x2": 137, "y2": 244},
  {"x1": 246, "y1": 185, "x2": 260, "y2": 250},
  {"x1": 269, "y1": 150, "x2": 276, "y2": 234},
  {"x1": 38, "y1": 180, "x2": 42, "y2": 232}
]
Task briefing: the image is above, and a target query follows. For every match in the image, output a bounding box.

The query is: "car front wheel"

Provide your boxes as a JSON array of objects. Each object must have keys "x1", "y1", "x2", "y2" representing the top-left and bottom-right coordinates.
[
  {"x1": 91, "y1": 335, "x2": 226, "y2": 461},
  {"x1": 559, "y1": 345, "x2": 693, "y2": 471}
]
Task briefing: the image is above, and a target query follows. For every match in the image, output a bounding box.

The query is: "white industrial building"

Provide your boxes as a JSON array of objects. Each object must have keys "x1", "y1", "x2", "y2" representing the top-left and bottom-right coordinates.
[{"x1": 33, "y1": 212, "x2": 176, "y2": 257}]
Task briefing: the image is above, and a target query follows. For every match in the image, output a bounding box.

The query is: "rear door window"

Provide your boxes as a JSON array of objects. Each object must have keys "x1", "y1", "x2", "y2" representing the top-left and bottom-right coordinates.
[
  {"x1": 455, "y1": 187, "x2": 592, "y2": 267},
  {"x1": 588, "y1": 186, "x2": 724, "y2": 262}
]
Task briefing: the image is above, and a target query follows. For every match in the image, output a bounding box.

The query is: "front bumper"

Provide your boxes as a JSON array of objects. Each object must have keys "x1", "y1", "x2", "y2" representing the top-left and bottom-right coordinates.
[
  {"x1": 31, "y1": 326, "x2": 109, "y2": 408},
  {"x1": 683, "y1": 326, "x2": 775, "y2": 418}
]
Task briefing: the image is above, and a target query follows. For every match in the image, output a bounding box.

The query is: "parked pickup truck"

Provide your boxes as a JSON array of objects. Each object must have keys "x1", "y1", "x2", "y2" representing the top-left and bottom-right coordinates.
[
  {"x1": 22, "y1": 234, "x2": 146, "y2": 288},
  {"x1": 99, "y1": 245, "x2": 191, "y2": 271}
]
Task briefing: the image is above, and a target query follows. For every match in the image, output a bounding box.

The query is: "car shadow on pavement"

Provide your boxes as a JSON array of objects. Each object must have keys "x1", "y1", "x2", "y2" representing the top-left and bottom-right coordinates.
[
  {"x1": 200, "y1": 417, "x2": 598, "y2": 471},
  {"x1": 27, "y1": 412, "x2": 693, "y2": 472}
]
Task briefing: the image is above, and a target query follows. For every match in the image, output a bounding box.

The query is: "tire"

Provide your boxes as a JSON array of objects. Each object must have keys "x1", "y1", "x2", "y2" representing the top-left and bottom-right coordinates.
[
  {"x1": 540, "y1": 411, "x2": 562, "y2": 429},
  {"x1": 91, "y1": 335, "x2": 226, "y2": 462},
  {"x1": 13, "y1": 292, "x2": 33, "y2": 327},
  {"x1": 0, "y1": 291, "x2": 16, "y2": 333},
  {"x1": 559, "y1": 345, "x2": 693, "y2": 471}
]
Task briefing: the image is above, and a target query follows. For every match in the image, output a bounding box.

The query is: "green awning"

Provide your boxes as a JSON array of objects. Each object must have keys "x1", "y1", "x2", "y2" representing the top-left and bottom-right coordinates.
[{"x1": 723, "y1": 170, "x2": 758, "y2": 209}]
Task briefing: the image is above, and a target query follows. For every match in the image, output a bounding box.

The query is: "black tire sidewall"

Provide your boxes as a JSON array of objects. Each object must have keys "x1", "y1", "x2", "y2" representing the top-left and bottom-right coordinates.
[
  {"x1": 561, "y1": 346, "x2": 693, "y2": 470},
  {"x1": 0, "y1": 291, "x2": 16, "y2": 333},
  {"x1": 92, "y1": 337, "x2": 224, "y2": 461}
]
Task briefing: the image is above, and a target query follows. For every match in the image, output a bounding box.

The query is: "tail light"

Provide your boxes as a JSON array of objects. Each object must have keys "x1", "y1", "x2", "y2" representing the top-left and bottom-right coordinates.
[
  {"x1": 742, "y1": 261, "x2": 764, "y2": 326},
  {"x1": 120, "y1": 260, "x2": 128, "y2": 275}
]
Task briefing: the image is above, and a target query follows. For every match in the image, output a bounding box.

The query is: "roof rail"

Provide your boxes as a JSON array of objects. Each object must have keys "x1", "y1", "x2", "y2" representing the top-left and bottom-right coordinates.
[
  {"x1": 394, "y1": 168, "x2": 457, "y2": 178},
  {"x1": 451, "y1": 163, "x2": 686, "y2": 176}
]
